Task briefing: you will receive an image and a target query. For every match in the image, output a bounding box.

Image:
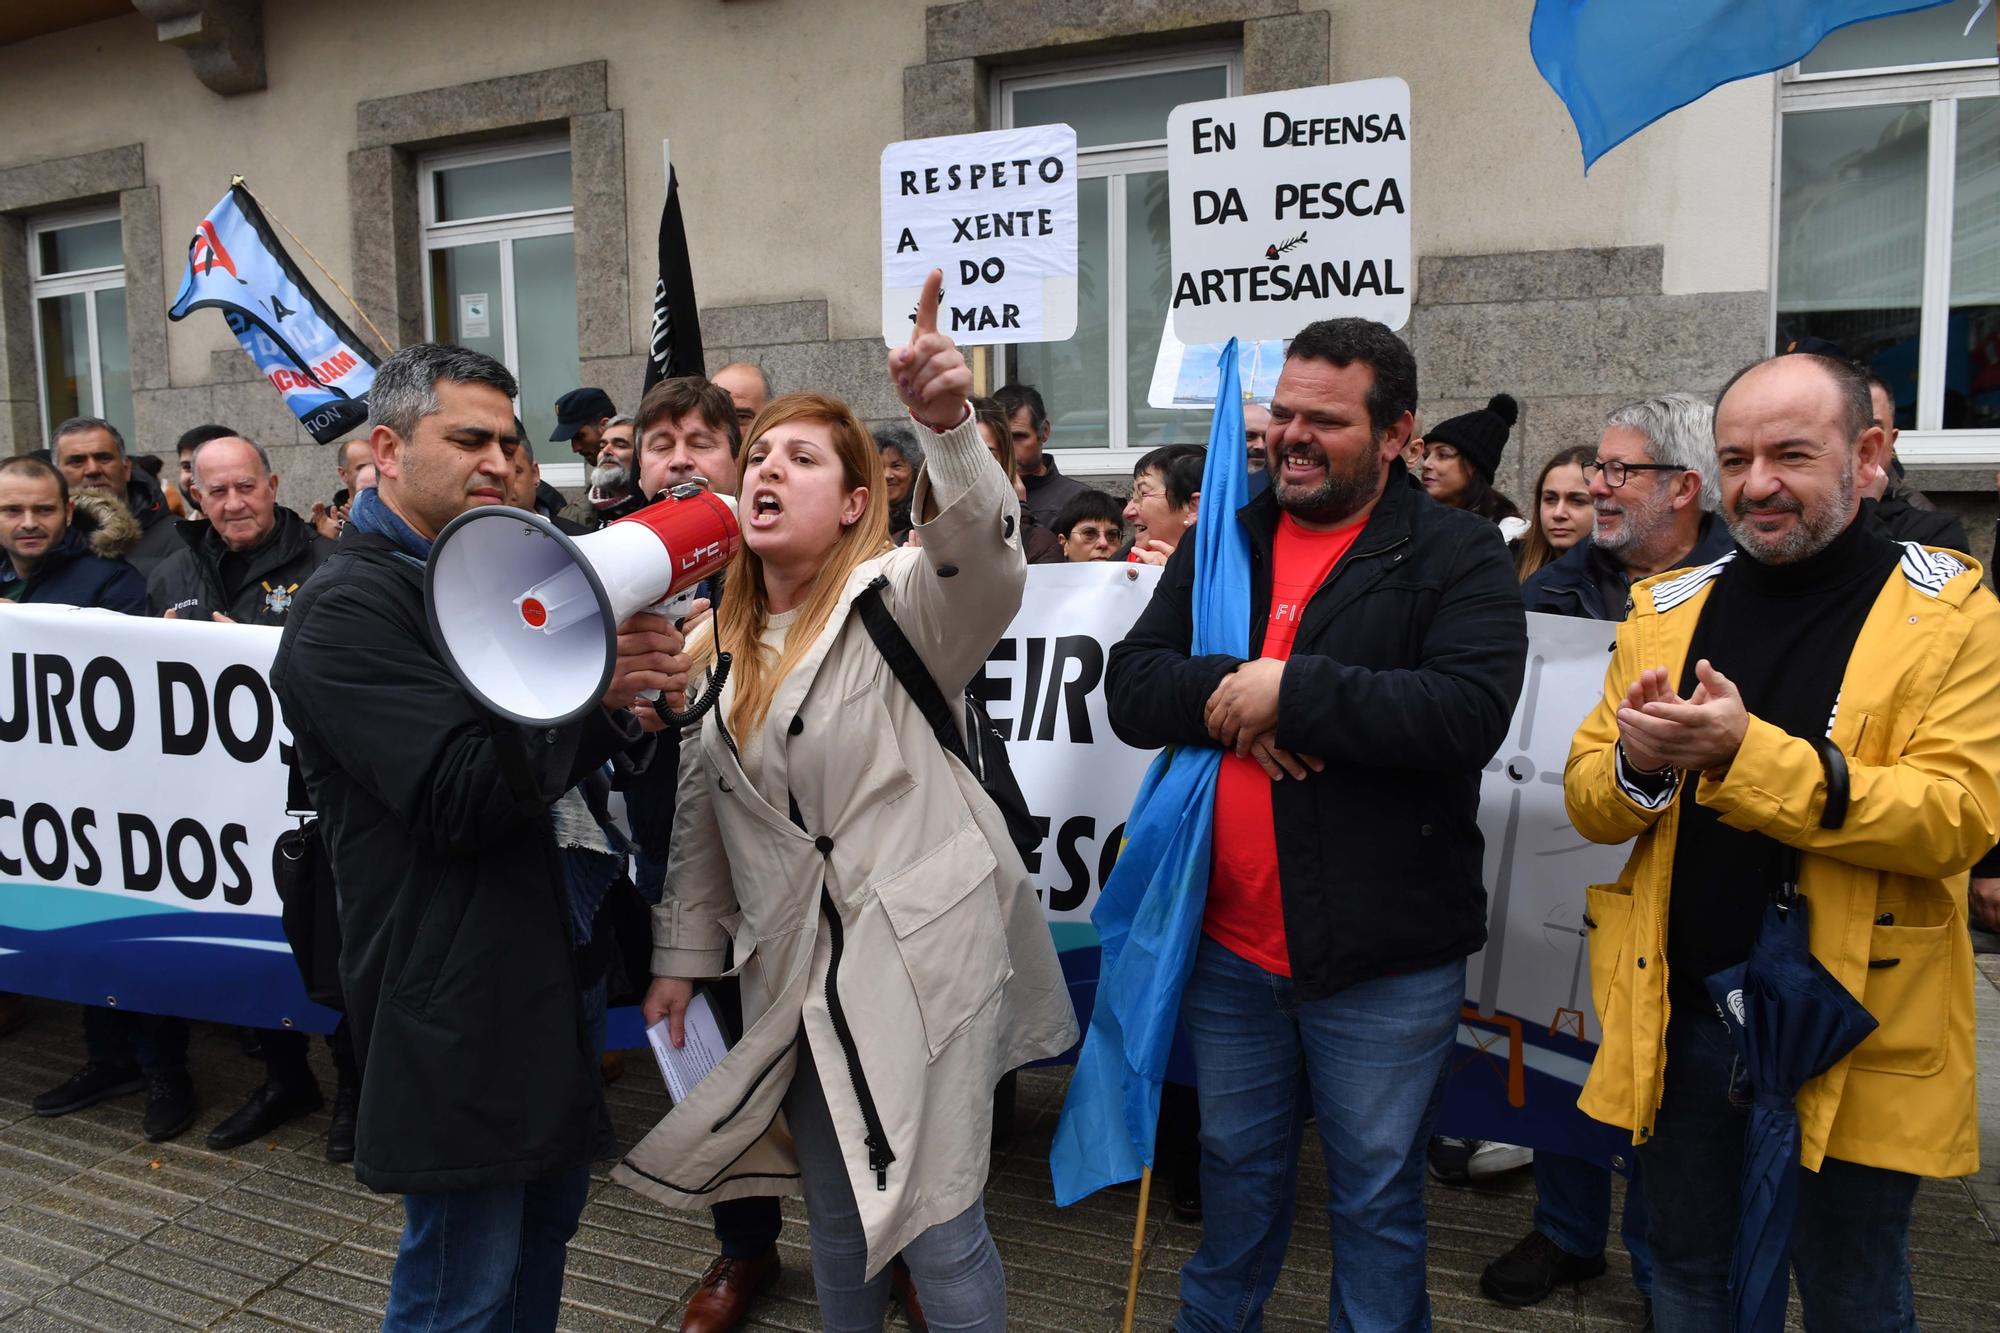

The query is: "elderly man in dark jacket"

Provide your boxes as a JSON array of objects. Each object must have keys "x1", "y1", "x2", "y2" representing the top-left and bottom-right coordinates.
[
  {"x1": 1109, "y1": 318, "x2": 1527, "y2": 1333},
  {"x1": 0, "y1": 455, "x2": 146, "y2": 610},
  {"x1": 271, "y1": 344, "x2": 687, "y2": 1332},
  {"x1": 148, "y1": 436, "x2": 334, "y2": 623}
]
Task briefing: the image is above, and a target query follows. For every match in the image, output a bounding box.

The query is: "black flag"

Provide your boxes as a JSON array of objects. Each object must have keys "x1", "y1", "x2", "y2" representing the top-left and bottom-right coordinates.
[{"x1": 642, "y1": 165, "x2": 705, "y2": 395}]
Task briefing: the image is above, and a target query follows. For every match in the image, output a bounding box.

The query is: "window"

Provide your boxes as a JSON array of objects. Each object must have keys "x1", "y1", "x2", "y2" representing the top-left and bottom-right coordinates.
[
  {"x1": 29, "y1": 209, "x2": 133, "y2": 448},
  {"x1": 998, "y1": 47, "x2": 1240, "y2": 463},
  {"x1": 1776, "y1": 0, "x2": 1999, "y2": 462},
  {"x1": 420, "y1": 140, "x2": 579, "y2": 449}
]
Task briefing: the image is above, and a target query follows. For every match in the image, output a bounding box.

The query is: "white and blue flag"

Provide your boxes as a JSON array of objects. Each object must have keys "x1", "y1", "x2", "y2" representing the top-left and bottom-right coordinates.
[{"x1": 169, "y1": 184, "x2": 380, "y2": 444}]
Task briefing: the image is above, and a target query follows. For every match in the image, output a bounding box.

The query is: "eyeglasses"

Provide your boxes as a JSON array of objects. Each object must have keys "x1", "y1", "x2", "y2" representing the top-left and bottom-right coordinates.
[{"x1": 1585, "y1": 459, "x2": 1684, "y2": 488}]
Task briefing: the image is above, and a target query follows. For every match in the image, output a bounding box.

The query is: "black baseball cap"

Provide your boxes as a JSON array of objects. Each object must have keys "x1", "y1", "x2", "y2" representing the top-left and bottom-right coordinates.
[{"x1": 550, "y1": 387, "x2": 616, "y2": 442}]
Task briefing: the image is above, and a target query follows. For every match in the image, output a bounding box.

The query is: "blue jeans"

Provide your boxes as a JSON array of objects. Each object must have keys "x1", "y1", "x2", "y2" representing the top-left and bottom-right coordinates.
[
  {"x1": 1175, "y1": 935, "x2": 1464, "y2": 1333},
  {"x1": 383, "y1": 1165, "x2": 593, "y2": 1332},
  {"x1": 787, "y1": 1038, "x2": 1007, "y2": 1331},
  {"x1": 1532, "y1": 1151, "x2": 1652, "y2": 1295},
  {"x1": 1638, "y1": 1011, "x2": 1918, "y2": 1333}
]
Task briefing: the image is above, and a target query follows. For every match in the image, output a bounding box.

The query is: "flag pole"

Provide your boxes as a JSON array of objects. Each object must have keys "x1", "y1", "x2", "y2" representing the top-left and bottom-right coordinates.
[
  {"x1": 1121, "y1": 1165, "x2": 1152, "y2": 1333},
  {"x1": 229, "y1": 175, "x2": 393, "y2": 355}
]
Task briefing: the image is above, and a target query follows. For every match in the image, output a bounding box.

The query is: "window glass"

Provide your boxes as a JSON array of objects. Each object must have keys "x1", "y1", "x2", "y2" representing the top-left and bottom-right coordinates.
[
  {"x1": 1799, "y1": 0, "x2": 1993, "y2": 75},
  {"x1": 428, "y1": 242, "x2": 507, "y2": 362},
  {"x1": 1949, "y1": 96, "x2": 1999, "y2": 430},
  {"x1": 1014, "y1": 65, "x2": 1228, "y2": 149},
  {"x1": 93, "y1": 286, "x2": 134, "y2": 447},
  {"x1": 433, "y1": 151, "x2": 572, "y2": 223},
  {"x1": 37, "y1": 219, "x2": 123, "y2": 276},
  {"x1": 37, "y1": 293, "x2": 92, "y2": 424},
  {"x1": 1126, "y1": 170, "x2": 1212, "y2": 449},
  {"x1": 511, "y1": 233, "x2": 581, "y2": 448},
  {"x1": 1776, "y1": 103, "x2": 1929, "y2": 409},
  {"x1": 1016, "y1": 177, "x2": 1109, "y2": 448}
]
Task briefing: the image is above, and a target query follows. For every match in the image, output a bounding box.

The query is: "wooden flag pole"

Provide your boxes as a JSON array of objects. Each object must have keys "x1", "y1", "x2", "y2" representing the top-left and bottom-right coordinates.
[
  {"x1": 1121, "y1": 1165, "x2": 1153, "y2": 1333},
  {"x1": 229, "y1": 176, "x2": 393, "y2": 355},
  {"x1": 971, "y1": 346, "x2": 991, "y2": 398}
]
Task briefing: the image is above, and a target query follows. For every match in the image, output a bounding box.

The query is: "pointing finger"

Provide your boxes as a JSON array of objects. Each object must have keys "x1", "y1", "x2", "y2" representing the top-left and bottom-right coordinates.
[{"x1": 911, "y1": 268, "x2": 943, "y2": 343}]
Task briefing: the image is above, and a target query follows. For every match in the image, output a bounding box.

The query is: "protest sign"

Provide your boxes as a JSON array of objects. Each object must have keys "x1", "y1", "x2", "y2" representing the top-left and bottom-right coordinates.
[
  {"x1": 1167, "y1": 78, "x2": 1412, "y2": 342},
  {"x1": 0, "y1": 605, "x2": 333, "y2": 1032},
  {"x1": 881, "y1": 124, "x2": 1079, "y2": 345},
  {"x1": 1145, "y1": 312, "x2": 1287, "y2": 409}
]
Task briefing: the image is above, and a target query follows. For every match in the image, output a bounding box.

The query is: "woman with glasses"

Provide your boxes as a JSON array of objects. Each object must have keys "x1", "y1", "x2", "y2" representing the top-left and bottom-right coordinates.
[
  {"x1": 1124, "y1": 442, "x2": 1206, "y2": 566},
  {"x1": 1419, "y1": 393, "x2": 1529, "y2": 543}
]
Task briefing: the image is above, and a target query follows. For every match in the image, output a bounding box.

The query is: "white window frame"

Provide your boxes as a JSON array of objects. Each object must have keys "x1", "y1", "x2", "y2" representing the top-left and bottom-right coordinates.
[
  {"x1": 28, "y1": 206, "x2": 126, "y2": 440},
  {"x1": 1774, "y1": 49, "x2": 2000, "y2": 466},
  {"x1": 995, "y1": 44, "x2": 1242, "y2": 471},
  {"x1": 419, "y1": 138, "x2": 583, "y2": 480}
]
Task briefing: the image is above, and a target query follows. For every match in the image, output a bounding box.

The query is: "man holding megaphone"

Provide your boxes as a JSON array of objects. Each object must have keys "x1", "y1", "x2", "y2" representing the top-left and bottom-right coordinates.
[{"x1": 271, "y1": 343, "x2": 691, "y2": 1333}]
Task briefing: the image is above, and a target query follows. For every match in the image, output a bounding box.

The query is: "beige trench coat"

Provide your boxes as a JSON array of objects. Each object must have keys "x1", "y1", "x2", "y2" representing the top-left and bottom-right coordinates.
[{"x1": 612, "y1": 420, "x2": 1079, "y2": 1276}]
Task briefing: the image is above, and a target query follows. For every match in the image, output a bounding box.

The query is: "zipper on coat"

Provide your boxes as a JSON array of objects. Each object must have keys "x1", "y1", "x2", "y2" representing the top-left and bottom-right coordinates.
[{"x1": 818, "y1": 883, "x2": 896, "y2": 1190}]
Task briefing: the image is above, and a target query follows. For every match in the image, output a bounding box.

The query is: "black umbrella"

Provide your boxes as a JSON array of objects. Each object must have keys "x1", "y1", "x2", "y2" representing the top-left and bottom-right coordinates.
[{"x1": 1702, "y1": 740, "x2": 1877, "y2": 1333}]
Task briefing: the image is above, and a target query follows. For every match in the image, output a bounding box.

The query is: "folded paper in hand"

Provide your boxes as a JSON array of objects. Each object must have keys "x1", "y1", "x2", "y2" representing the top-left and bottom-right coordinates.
[{"x1": 645, "y1": 993, "x2": 730, "y2": 1102}]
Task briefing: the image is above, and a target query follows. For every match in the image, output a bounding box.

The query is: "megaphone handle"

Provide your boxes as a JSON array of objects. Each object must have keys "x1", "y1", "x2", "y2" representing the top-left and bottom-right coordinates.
[
  {"x1": 655, "y1": 653, "x2": 731, "y2": 728},
  {"x1": 639, "y1": 591, "x2": 705, "y2": 706}
]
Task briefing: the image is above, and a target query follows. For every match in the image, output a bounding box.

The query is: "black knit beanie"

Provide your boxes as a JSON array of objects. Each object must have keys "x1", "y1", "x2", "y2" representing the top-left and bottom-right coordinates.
[{"x1": 1425, "y1": 393, "x2": 1518, "y2": 483}]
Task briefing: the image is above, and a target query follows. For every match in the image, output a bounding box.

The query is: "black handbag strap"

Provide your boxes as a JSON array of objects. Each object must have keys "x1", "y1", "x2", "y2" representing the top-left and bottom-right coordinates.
[{"x1": 854, "y1": 577, "x2": 968, "y2": 766}]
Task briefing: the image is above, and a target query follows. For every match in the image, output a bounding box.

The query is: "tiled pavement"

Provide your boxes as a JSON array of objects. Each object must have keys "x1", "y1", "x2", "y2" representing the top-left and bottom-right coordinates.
[{"x1": 2, "y1": 963, "x2": 1997, "y2": 1332}]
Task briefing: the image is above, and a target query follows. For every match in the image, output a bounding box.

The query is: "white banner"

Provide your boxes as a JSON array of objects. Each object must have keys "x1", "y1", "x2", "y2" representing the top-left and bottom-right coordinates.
[
  {"x1": 880, "y1": 124, "x2": 1080, "y2": 345},
  {"x1": 1167, "y1": 78, "x2": 1413, "y2": 341}
]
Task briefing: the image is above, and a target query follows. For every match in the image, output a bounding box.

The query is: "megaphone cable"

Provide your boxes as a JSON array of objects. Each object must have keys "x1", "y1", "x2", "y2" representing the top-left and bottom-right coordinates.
[{"x1": 654, "y1": 652, "x2": 733, "y2": 728}]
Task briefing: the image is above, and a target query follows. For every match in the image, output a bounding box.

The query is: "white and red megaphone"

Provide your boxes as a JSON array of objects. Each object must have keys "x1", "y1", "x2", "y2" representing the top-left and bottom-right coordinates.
[{"x1": 425, "y1": 480, "x2": 739, "y2": 725}]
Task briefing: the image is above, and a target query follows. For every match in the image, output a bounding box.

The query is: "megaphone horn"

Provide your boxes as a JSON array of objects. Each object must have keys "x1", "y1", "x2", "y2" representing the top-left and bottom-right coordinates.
[{"x1": 424, "y1": 483, "x2": 740, "y2": 727}]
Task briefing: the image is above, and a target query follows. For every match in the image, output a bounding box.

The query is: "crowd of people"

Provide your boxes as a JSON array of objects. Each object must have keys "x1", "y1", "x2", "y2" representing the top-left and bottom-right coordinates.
[{"x1": 4, "y1": 277, "x2": 2000, "y2": 1333}]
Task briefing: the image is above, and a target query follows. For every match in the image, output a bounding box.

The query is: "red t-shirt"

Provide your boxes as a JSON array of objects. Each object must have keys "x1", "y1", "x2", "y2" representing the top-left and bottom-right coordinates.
[{"x1": 1205, "y1": 511, "x2": 1364, "y2": 976}]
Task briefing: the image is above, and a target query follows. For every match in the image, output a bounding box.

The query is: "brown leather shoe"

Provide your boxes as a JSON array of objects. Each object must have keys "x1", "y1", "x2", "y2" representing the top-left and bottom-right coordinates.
[
  {"x1": 891, "y1": 1255, "x2": 928, "y2": 1332},
  {"x1": 680, "y1": 1248, "x2": 780, "y2": 1333}
]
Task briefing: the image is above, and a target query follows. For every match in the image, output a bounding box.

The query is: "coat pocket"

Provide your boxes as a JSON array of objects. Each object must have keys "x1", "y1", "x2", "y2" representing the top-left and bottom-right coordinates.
[
  {"x1": 1583, "y1": 883, "x2": 1635, "y2": 1031},
  {"x1": 870, "y1": 819, "x2": 1011, "y2": 1060},
  {"x1": 389, "y1": 869, "x2": 468, "y2": 1019},
  {"x1": 1848, "y1": 917, "x2": 1954, "y2": 1077}
]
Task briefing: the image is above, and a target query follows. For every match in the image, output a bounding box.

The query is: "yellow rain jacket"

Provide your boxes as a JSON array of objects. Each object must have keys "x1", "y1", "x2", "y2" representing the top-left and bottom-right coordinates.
[{"x1": 1566, "y1": 541, "x2": 2000, "y2": 1179}]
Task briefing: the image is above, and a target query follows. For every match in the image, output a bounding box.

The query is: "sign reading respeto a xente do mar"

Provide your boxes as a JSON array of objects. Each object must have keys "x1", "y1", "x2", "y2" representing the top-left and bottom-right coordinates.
[
  {"x1": 880, "y1": 124, "x2": 1079, "y2": 346},
  {"x1": 1167, "y1": 78, "x2": 1411, "y2": 341}
]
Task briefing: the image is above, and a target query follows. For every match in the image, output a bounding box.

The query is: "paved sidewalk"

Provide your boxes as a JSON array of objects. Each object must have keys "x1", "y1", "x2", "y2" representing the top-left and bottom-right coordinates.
[{"x1": 3, "y1": 963, "x2": 1997, "y2": 1331}]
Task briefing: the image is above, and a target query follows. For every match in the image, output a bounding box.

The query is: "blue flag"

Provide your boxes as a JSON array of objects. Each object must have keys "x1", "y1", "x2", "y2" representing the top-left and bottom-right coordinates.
[
  {"x1": 169, "y1": 184, "x2": 380, "y2": 444},
  {"x1": 1532, "y1": 0, "x2": 1953, "y2": 169},
  {"x1": 1049, "y1": 341, "x2": 1253, "y2": 1206}
]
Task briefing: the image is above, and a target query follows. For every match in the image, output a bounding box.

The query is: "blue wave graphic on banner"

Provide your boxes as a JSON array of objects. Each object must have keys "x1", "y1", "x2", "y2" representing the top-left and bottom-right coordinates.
[
  {"x1": 168, "y1": 184, "x2": 380, "y2": 444},
  {"x1": 0, "y1": 883, "x2": 339, "y2": 1033}
]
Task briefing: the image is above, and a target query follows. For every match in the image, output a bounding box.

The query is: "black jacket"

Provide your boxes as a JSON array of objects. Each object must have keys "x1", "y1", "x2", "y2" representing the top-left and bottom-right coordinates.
[
  {"x1": 1522, "y1": 514, "x2": 1734, "y2": 620},
  {"x1": 147, "y1": 507, "x2": 335, "y2": 624},
  {"x1": 1861, "y1": 495, "x2": 1971, "y2": 555},
  {"x1": 1107, "y1": 468, "x2": 1528, "y2": 1001},
  {"x1": 122, "y1": 469, "x2": 185, "y2": 577},
  {"x1": 0, "y1": 491, "x2": 146, "y2": 612},
  {"x1": 270, "y1": 527, "x2": 640, "y2": 1192}
]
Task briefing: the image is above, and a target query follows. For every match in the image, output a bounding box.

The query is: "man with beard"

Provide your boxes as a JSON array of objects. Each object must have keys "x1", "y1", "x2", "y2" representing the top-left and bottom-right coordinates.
[
  {"x1": 1109, "y1": 318, "x2": 1528, "y2": 1331},
  {"x1": 580, "y1": 414, "x2": 644, "y2": 528},
  {"x1": 1568, "y1": 352, "x2": 1999, "y2": 1331},
  {"x1": 1523, "y1": 393, "x2": 1731, "y2": 619},
  {"x1": 1482, "y1": 393, "x2": 1726, "y2": 1318}
]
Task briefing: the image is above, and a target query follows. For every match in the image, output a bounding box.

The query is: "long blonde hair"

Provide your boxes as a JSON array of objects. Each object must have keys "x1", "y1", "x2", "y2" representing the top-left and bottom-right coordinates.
[{"x1": 700, "y1": 392, "x2": 891, "y2": 739}]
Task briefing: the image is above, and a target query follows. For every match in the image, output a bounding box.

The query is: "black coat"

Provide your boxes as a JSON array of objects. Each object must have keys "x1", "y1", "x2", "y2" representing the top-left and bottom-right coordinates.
[
  {"x1": 1861, "y1": 495, "x2": 1971, "y2": 555},
  {"x1": 122, "y1": 470, "x2": 185, "y2": 577},
  {"x1": 270, "y1": 528, "x2": 639, "y2": 1193},
  {"x1": 1522, "y1": 514, "x2": 1734, "y2": 620},
  {"x1": 1107, "y1": 468, "x2": 1528, "y2": 1001},
  {"x1": 147, "y1": 507, "x2": 335, "y2": 624}
]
